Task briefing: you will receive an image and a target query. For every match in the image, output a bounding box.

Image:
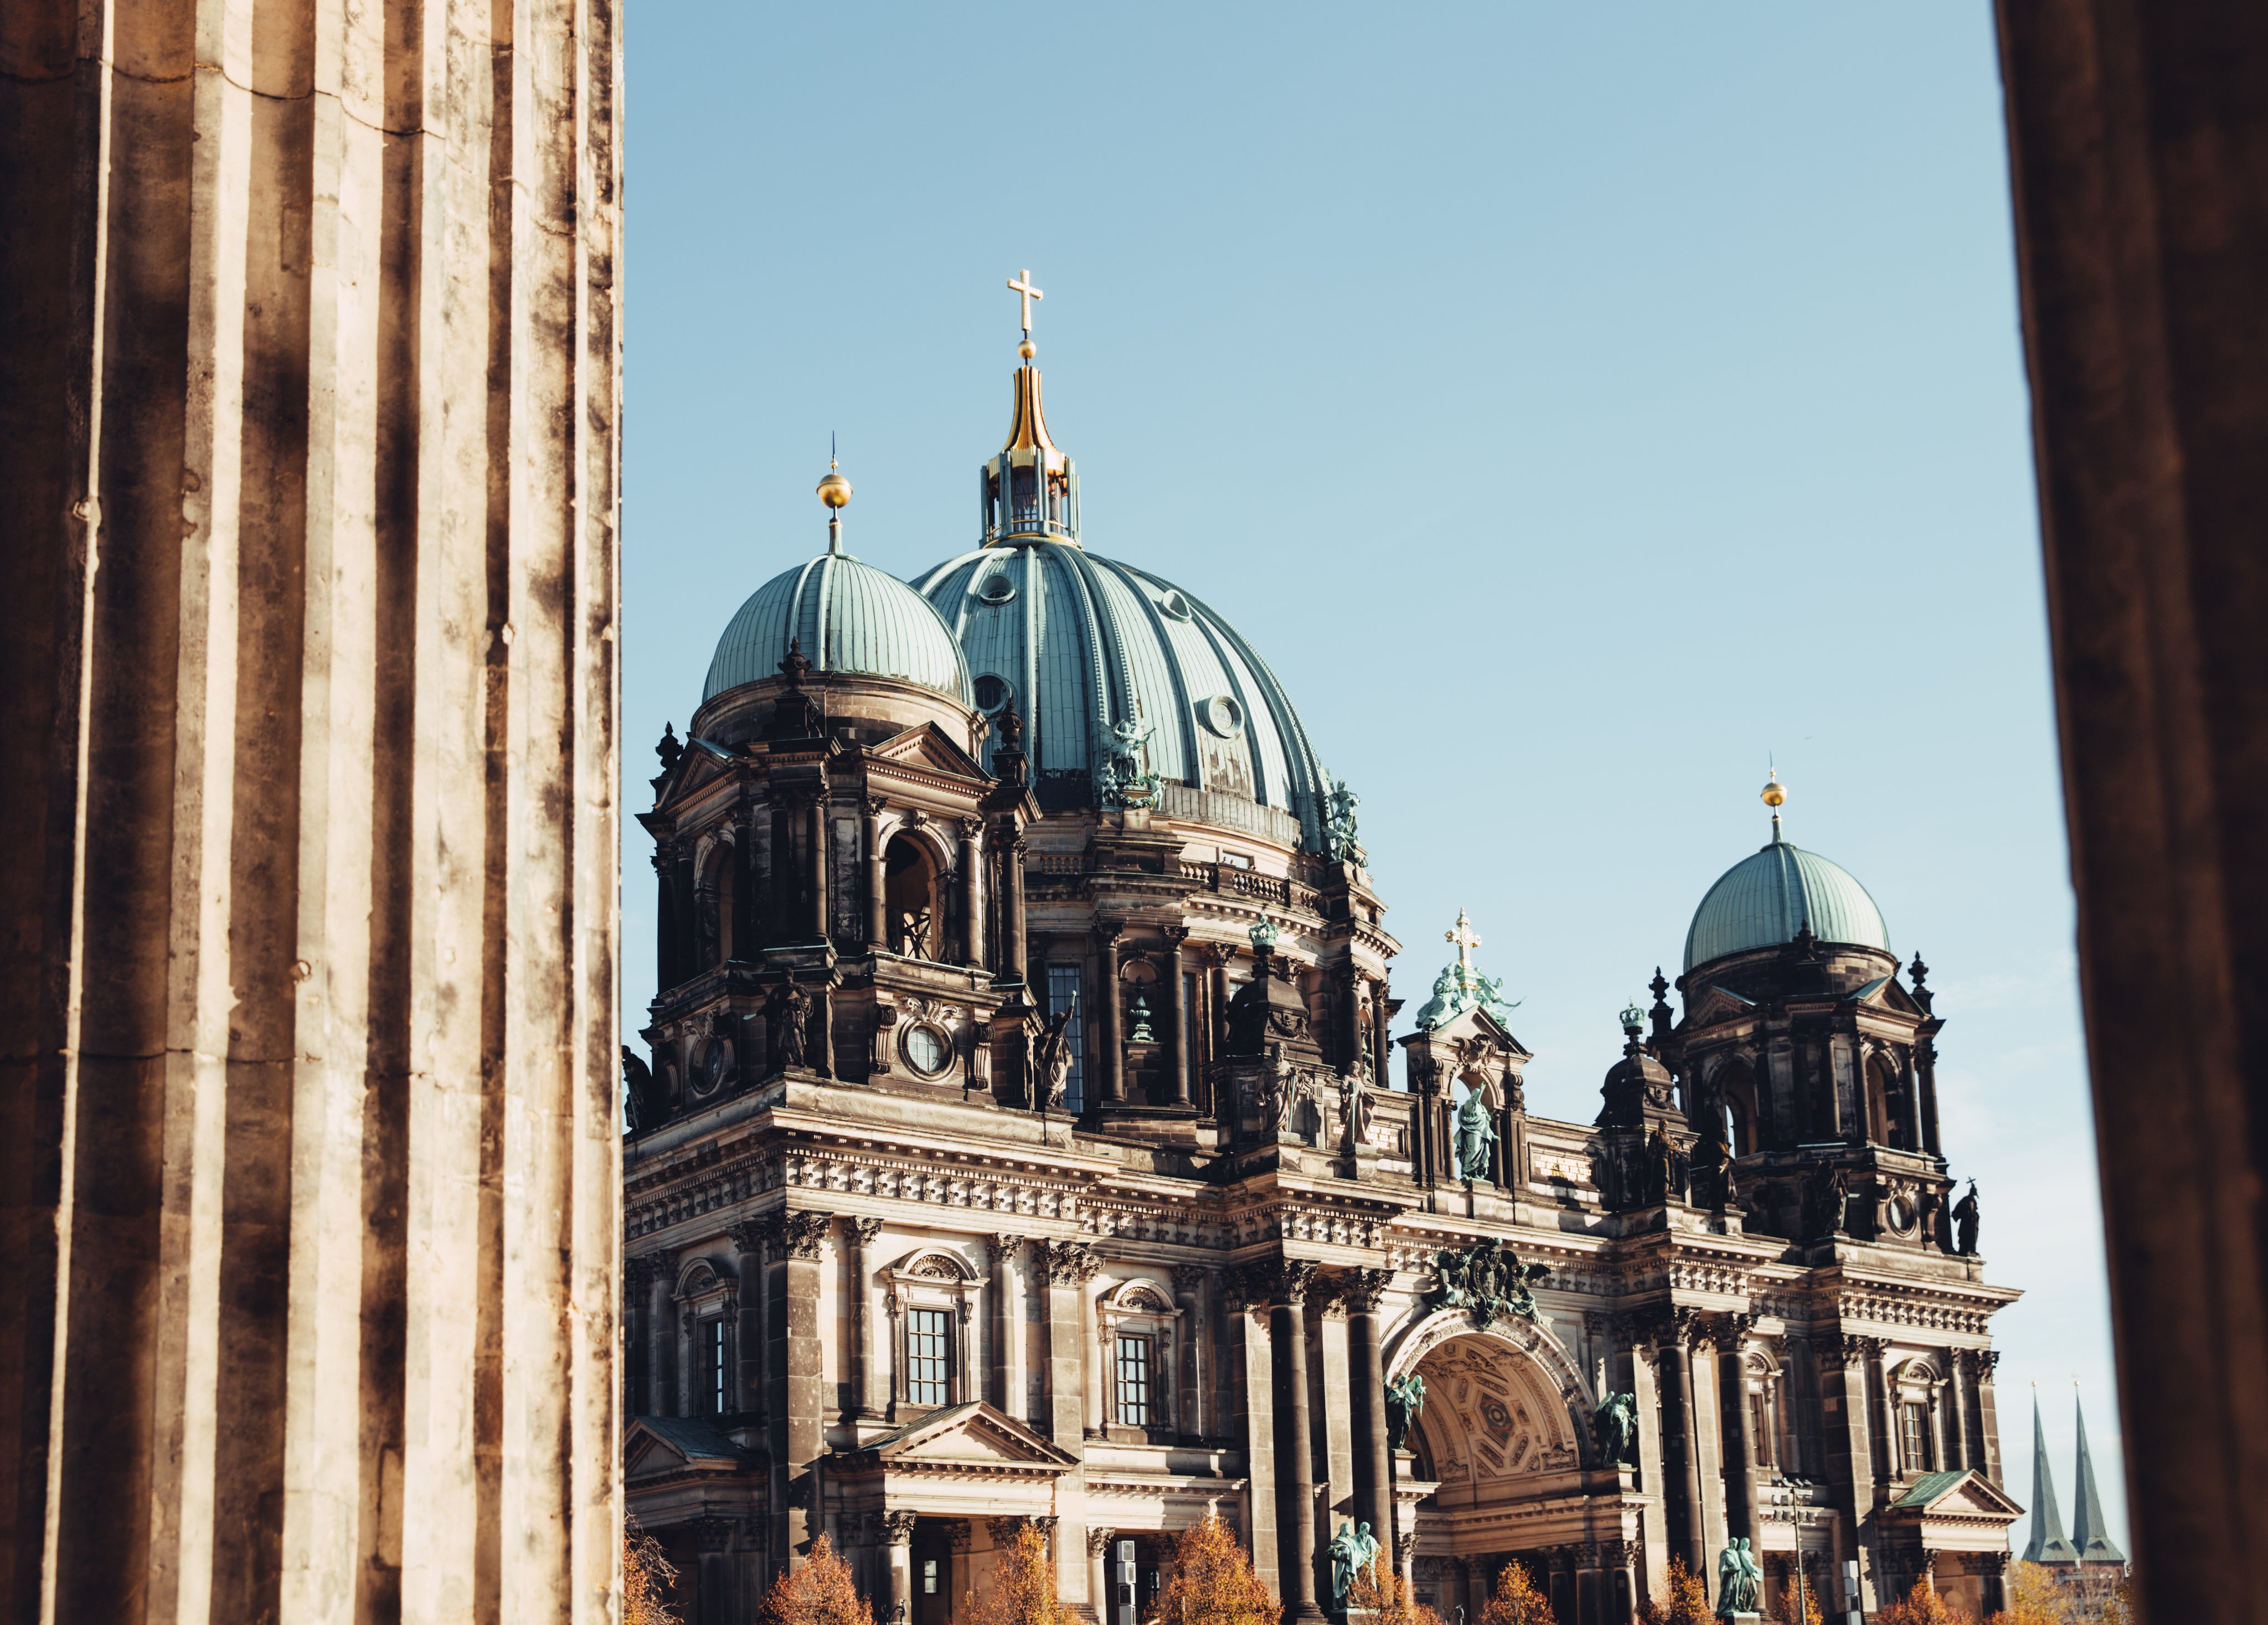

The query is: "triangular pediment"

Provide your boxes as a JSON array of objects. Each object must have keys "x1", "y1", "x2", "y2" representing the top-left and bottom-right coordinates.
[
  {"x1": 1890, "y1": 1468, "x2": 2024, "y2": 1522},
  {"x1": 867, "y1": 1402, "x2": 1079, "y2": 1471},
  {"x1": 872, "y1": 723, "x2": 988, "y2": 782},
  {"x1": 624, "y1": 1415, "x2": 744, "y2": 1478},
  {"x1": 1405, "y1": 1001, "x2": 1532, "y2": 1061}
]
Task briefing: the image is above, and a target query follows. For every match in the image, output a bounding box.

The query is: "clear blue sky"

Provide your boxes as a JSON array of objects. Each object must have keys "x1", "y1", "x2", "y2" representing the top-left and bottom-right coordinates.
[{"x1": 623, "y1": 1, "x2": 2121, "y2": 1557}]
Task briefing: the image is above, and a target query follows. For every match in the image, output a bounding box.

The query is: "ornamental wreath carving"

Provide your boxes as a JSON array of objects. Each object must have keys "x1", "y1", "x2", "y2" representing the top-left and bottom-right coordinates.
[{"x1": 1426, "y1": 1237, "x2": 1549, "y2": 1328}]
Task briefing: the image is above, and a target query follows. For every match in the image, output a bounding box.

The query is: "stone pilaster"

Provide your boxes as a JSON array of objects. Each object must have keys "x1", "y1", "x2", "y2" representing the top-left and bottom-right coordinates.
[
  {"x1": 1341, "y1": 1269, "x2": 1395, "y2": 1570},
  {"x1": 771, "y1": 1210, "x2": 833, "y2": 1568},
  {"x1": 1262, "y1": 1261, "x2": 1327, "y2": 1624}
]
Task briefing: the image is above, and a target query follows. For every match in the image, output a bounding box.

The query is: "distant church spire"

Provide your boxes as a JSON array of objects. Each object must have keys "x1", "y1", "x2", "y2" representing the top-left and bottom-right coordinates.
[
  {"x1": 982, "y1": 268, "x2": 1081, "y2": 546},
  {"x1": 2070, "y1": 1389, "x2": 2126, "y2": 1564},
  {"x1": 2024, "y1": 1389, "x2": 2083, "y2": 1564}
]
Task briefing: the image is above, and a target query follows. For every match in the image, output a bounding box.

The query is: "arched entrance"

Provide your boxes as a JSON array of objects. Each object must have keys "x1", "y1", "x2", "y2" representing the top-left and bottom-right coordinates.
[{"x1": 1388, "y1": 1314, "x2": 1643, "y2": 1625}]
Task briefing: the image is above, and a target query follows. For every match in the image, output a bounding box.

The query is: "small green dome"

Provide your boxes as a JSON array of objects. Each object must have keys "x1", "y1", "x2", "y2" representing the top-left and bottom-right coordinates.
[
  {"x1": 704, "y1": 551, "x2": 971, "y2": 704},
  {"x1": 1684, "y1": 838, "x2": 1891, "y2": 973}
]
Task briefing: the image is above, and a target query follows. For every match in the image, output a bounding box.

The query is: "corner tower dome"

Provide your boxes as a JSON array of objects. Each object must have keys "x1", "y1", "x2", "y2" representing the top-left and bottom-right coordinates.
[
  {"x1": 1683, "y1": 775, "x2": 1892, "y2": 973},
  {"x1": 703, "y1": 460, "x2": 972, "y2": 705},
  {"x1": 913, "y1": 297, "x2": 1328, "y2": 845}
]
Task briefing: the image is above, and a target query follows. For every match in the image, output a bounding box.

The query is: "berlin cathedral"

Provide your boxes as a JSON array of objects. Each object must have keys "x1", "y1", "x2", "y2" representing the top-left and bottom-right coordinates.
[{"x1": 620, "y1": 277, "x2": 2023, "y2": 1625}]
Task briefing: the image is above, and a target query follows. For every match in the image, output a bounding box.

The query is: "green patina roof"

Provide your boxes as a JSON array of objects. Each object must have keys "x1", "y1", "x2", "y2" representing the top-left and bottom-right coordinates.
[
  {"x1": 705, "y1": 549, "x2": 972, "y2": 705},
  {"x1": 1893, "y1": 1469, "x2": 1975, "y2": 1509},
  {"x1": 1684, "y1": 835, "x2": 1892, "y2": 973}
]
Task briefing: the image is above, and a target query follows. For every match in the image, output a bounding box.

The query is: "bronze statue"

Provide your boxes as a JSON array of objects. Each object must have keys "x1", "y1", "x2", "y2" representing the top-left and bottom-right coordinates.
[
  {"x1": 767, "y1": 981, "x2": 811, "y2": 1074},
  {"x1": 621, "y1": 1045, "x2": 658, "y2": 1135},
  {"x1": 1592, "y1": 1391, "x2": 1638, "y2": 1466},
  {"x1": 1952, "y1": 1178, "x2": 1981, "y2": 1256}
]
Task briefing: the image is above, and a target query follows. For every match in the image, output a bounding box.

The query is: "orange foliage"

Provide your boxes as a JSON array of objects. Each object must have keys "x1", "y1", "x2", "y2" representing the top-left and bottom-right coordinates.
[
  {"x1": 625, "y1": 1524, "x2": 682, "y2": 1625},
  {"x1": 1638, "y1": 1557, "x2": 1712, "y2": 1625},
  {"x1": 1476, "y1": 1559, "x2": 1559, "y2": 1625},
  {"x1": 1349, "y1": 1563, "x2": 1449, "y2": 1625},
  {"x1": 757, "y1": 1534, "x2": 876, "y2": 1625},
  {"x1": 1877, "y1": 1578, "x2": 1970, "y2": 1625},
  {"x1": 966, "y1": 1524, "x2": 1077, "y2": 1625},
  {"x1": 1145, "y1": 1518, "x2": 1277, "y2": 1625}
]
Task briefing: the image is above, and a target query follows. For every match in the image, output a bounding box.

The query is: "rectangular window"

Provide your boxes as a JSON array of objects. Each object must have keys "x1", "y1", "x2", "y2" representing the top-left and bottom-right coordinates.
[
  {"x1": 1048, "y1": 964, "x2": 1086, "y2": 1115},
  {"x1": 709, "y1": 1318, "x2": 728, "y2": 1416},
  {"x1": 1901, "y1": 1401, "x2": 1931, "y2": 1473},
  {"x1": 1217, "y1": 849, "x2": 1254, "y2": 870},
  {"x1": 1116, "y1": 1333, "x2": 1152, "y2": 1427},
  {"x1": 908, "y1": 1307, "x2": 952, "y2": 1407},
  {"x1": 923, "y1": 1559, "x2": 939, "y2": 1596},
  {"x1": 1751, "y1": 1391, "x2": 1775, "y2": 1467}
]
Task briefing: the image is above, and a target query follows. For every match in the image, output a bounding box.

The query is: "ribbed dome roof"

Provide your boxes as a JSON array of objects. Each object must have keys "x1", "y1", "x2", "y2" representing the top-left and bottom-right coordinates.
[
  {"x1": 704, "y1": 551, "x2": 971, "y2": 704},
  {"x1": 1684, "y1": 837, "x2": 1891, "y2": 973},
  {"x1": 914, "y1": 544, "x2": 1328, "y2": 845}
]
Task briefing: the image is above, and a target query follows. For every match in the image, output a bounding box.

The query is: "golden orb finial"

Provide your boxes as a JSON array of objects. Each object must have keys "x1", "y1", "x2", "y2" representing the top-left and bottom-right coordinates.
[
  {"x1": 817, "y1": 459, "x2": 852, "y2": 510},
  {"x1": 1761, "y1": 770, "x2": 1786, "y2": 809},
  {"x1": 1018, "y1": 338, "x2": 1037, "y2": 361}
]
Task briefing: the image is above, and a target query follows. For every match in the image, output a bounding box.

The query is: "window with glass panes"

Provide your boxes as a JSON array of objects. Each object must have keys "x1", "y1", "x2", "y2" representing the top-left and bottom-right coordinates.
[
  {"x1": 1183, "y1": 971, "x2": 1201, "y2": 1097},
  {"x1": 1750, "y1": 1389, "x2": 1775, "y2": 1467},
  {"x1": 1048, "y1": 964, "x2": 1085, "y2": 1113},
  {"x1": 907, "y1": 1308, "x2": 951, "y2": 1407},
  {"x1": 1900, "y1": 1401, "x2": 1932, "y2": 1473},
  {"x1": 1116, "y1": 1333, "x2": 1152, "y2": 1427},
  {"x1": 708, "y1": 1318, "x2": 728, "y2": 1416}
]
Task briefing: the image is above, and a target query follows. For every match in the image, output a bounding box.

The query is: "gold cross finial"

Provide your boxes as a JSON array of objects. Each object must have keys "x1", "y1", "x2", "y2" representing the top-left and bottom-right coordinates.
[
  {"x1": 1446, "y1": 909, "x2": 1482, "y2": 975},
  {"x1": 1007, "y1": 269, "x2": 1044, "y2": 337}
]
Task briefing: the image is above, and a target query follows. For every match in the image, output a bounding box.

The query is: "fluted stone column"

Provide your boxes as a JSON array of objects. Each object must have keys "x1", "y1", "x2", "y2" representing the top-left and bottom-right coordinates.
[
  {"x1": 959, "y1": 817, "x2": 985, "y2": 967},
  {"x1": 865, "y1": 798, "x2": 889, "y2": 951},
  {"x1": 730, "y1": 1225, "x2": 769, "y2": 1418},
  {"x1": 0, "y1": 0, "x2": 623, "y2": 1612},
  {"x1": 1343, "y1": 1269, "x2": 1394, "y2": 1570},
  {"x1": 1269, "y1": 1262, "x2": 1327, "y2": 1624},
  {"x1": 1002, "y1": 829, "x2": 1028, "y2": 982},
  {"x1": 988, "y1": 1235, "x2": 1020, "y2": 1414},
  {"x1": 1164, "y1": 926, "x2": 1192, "y2": 1105},
  {"x1": 850, "y1": 1217, "x2": 884, "y2": 1420},
  {"x1": 1097, "y1": 922, "x2": 1125, "y2": 1105},
  {"x1": 1717, "y1": 1317, "x2": 1760, "y2": 1541}
]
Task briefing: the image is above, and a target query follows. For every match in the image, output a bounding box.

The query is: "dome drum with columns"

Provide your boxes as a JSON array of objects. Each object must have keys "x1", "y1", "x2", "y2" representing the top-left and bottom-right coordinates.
[{"x1": 620, "y1": 293, "x2": 2023, "y2": 1625}]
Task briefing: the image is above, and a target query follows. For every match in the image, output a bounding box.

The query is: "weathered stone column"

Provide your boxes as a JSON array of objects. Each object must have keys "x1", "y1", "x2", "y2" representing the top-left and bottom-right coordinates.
[
  {"x1": 1173, "y1": 1265, "x2": 1207, "y2": 1441},
  {"x1": 1950, "y1": 1350, "x2": 1976, "y2": 1471},
  {"x1": 884, "y1": 1510, "x2": 917, "y2": 1623},
  {"x1": 988, "y1": 1235, "x2": 1021, "y2": 1414},
  {"x1": 1973, "y1": 1349, "x2": 2005, "y2": 1482},
  {"x1": 771, "y1": 1211, "x2": 833, "y2": 1569},
  {"x1": 1269, "y1": 1262, "x2": 1327, "y2": 1623},
  {"x1": 1657, "y1": 1319, "x2": 1708, "y2": 1580},
  {"x1": 0, "y1": 0, "x2": 623, "y2": 1613},
  {"x1": 730, "y1": 1224, "x2": 769, "y2": 1418},
  {"x1": 1343, "y1": 1269, "x2": 1395, "y2": 1571},
  {"x1": 640, "y1": 1253, "x2": 679, "y2": 1418},
  {"x1": 1164, "y1": 925, "x2": 1192, "y2": 1105},
  {"x1": 850, "y1": 1216, "x2": 884, "y2": 1420},
  {"x1": 1001, "y1": 829, "x2": 1029, "y2": 982},
  {"x1": 807, "y1": 797, "x2": 830, "y2": 942},
  {"x1": 865, "y1": 798, "x2": 889, "y2": 951},
  {"x1": 959, "y1": 817, "x2": 985, "y2": 967},
  {"x1": 1716, "y1": 1317, "x2": 1759, "y2": 1540},
  {"x1": 1087, "y1": 1528, "x2": 1115, "y2": 1625},
  {"x1": 1096, "y1": 922, "x2": 1125, "y2": 1104}
]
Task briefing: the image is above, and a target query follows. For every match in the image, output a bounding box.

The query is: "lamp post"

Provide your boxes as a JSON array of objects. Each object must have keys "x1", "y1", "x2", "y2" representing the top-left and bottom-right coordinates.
[{"x1": 1767, "y1": 1476, "x2": 1829, "y2": 1622}]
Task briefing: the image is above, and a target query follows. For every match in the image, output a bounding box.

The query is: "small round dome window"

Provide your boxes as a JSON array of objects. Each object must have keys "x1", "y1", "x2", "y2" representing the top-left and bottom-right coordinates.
[
  {"x1": 977, "y1": 575, "x2": 1017, "y2": 606},
  {"x1": 901, "y1": 1024, "x2": 949, "y2": 1076},
  {"x1": 1160, "y1": 589, "x2": 1195, "y2": 622},
  {"x1": 1200, "y1": 694, "x2": 1245, "y2": 739},
  {"x1": 973, "y1": 674, "x2": 1012, "y2": 713}
]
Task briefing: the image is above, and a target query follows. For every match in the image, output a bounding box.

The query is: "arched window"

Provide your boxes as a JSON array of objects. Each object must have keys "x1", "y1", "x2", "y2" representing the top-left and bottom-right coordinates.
[
  {"x1": 885, "y1": 835, "x2": 940, "y2": 960},
  {"x1": 1715, "y1": 1057, "x2": 1761, "y2": 1155},
  {"x1": 884, "y1": 1250, "x2": 981, "y2": 1417},
  {"x1": 1867, "y1": 1049, "x2": 1911, "y2": 1149},
  {"x1": 1101, "y1": 1278, "x2": 1183, "y2": 1441}
]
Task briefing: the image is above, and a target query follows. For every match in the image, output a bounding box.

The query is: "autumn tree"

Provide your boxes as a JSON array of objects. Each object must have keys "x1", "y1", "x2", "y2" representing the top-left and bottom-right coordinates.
[
  {"x1": 625, "y1": 1524, "x2": 683, "y2": 1625},
  {"x1": 967, "y1": 1524, "x2": 1077, "y2": 1625},
  {"x1": 1475, "y1": 1558, "x2": 1559, "y2": 1625},
  {"x1": 1876, "y1": 1578, "x2": 1969, "y2": 1625},
  {"x1": 1348, "y1": 1563, "x2": 1448, "y2": 1625},
  {"x1": 1145, "y1": 1518, "x2": 1276, "y2": 1625},
  {"x1": 1637, "y1": 1557, "x2": 1711, "y2": 1625},
  {"x1": 1986, "y1": 1561, "x2": 2074, "y2": 1625},
  {"x1": 1770, "y1": 1581, "x2": 1824, "y2": 1625},
  {"x1": 757, "y1": 1534, "x2": 875, "y2": 1625}
]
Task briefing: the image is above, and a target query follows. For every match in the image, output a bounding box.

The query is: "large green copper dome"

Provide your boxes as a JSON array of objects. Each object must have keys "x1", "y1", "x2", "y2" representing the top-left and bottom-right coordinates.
[
  {"x1": 704, "y1": 549, "x2": 971, "y2": 705},
  {"x1": 1684, "y1": 837, "x2": 1891, "y2": 973}
]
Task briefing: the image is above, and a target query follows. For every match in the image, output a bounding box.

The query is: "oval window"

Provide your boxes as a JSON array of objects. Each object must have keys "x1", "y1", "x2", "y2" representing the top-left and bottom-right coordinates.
[
  {"x1": 973, "y1": 674, "x2": 1011, "y2": 713},
  {"x1": 903, "y1": 1024, "x2": 949, "y2": 1076},
  {"x1": 1160, "y1": 589, "x2": 1195, "y2": 622},
  {"x1": 1200, "y1": 694, "x2": 1245, "y2": 739},
  {"x1": 977, "y1": 574, "x2": 1017, "y2": 606}
]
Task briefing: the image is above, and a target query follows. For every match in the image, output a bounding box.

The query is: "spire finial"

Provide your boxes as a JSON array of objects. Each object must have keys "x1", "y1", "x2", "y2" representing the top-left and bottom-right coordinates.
[
  {"x1": 816, "y1": 438, "x2": 852, "y2": 555},
  {"x1": 1007, "y1": 267, "x2": 1044, "y2": 360},
  {"x1": 1761, "y1": 759, "x2": 1787, "y2": 844}
]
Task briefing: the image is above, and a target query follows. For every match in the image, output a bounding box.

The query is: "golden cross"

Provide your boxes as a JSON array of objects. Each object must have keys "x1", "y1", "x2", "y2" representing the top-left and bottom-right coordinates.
[
  {"x1": 1446, "y1": 908, "x2": 1482, "y2": 974},
  {"x1": 1007, "y1": 269, "x2": 1045, "y2": 336}
]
